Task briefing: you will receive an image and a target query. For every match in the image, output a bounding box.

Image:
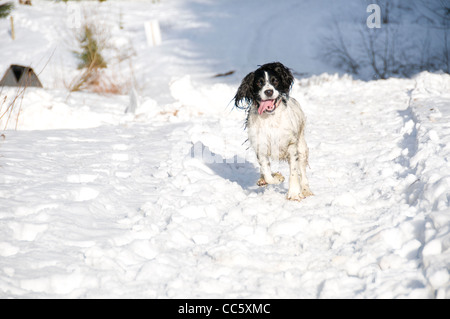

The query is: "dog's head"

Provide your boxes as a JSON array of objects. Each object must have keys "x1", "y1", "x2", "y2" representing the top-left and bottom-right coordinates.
[{"x1": 234, "y1": 62, "x2": 294, "y2": 114}]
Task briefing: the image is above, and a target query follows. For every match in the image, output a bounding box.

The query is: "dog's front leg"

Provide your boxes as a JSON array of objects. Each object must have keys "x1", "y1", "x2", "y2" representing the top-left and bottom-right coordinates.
[{"x1": 256, "y1": 154, "x2": 284, "y2": 186}]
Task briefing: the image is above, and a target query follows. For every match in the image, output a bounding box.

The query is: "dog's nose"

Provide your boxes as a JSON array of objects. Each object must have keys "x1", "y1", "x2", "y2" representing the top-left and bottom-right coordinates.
[{"x1": 264, "y1": 89, "x2": 273, "y2": 97}]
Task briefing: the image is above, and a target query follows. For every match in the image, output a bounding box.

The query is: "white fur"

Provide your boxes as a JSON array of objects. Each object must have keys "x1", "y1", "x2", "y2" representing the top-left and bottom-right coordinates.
[
  {"x1": 247, "y1": 97, "x2": 312, "y2": 201},
  {"x1": 260, "y1": 71, "x2": 279, "y2": 101}
]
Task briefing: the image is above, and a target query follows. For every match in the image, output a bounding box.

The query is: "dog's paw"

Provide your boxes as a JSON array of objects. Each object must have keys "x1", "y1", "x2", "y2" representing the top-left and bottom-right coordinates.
[
  {"x1": 302, "y1": 188, "x2": 314, "y2": 197},
  {"x1": 286, "y1": 192, "x2": 305, "y2": 201},
  {"x1": 271, "y1": 172, "x2": 285, "y2": 184},
  {"x1": 257, "y1": 176, "x2": 268, "y2": 187},
  {"x1": 287, "y1": 187, "x2": 313, "y2": 201},
  {"x1": 257, "y1": 173, "x2": 284, "y2": 186}
]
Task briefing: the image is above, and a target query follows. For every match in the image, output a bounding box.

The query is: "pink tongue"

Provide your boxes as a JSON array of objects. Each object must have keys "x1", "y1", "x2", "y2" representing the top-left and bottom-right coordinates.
[{"x1": 258, "y1": 100, "x2": 275, "y2": 115}]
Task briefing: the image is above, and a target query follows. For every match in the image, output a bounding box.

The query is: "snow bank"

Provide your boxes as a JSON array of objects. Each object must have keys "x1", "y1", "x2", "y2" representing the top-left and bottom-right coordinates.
[
  {"x1": 2, "y1": 70, "x2": 448, "y2": 298},
  {"x1": 407, "y1": 72, "x2": 450, "y2": 296}
]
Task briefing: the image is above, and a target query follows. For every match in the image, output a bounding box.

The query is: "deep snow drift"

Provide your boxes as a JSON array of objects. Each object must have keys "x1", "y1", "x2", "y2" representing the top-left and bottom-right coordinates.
[{"x1": 0, "y1": 0, "x2": 449, "y2": 298}]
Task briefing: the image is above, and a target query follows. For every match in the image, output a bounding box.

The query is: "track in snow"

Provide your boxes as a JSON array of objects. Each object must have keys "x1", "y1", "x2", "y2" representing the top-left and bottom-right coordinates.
[{"x1": 1, "y1": 73, "x2": 448, "y2": 298}]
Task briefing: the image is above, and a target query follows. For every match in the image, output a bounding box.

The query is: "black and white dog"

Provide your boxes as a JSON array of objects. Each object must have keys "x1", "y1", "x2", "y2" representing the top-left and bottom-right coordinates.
[{"x1": 234, "y1": 62, "x2": 313, "y2": 201}]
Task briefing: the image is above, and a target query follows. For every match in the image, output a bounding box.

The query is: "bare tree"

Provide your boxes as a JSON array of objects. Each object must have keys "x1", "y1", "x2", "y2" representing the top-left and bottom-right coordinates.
[
  {"x1": 320, "y1": 19, "x2": 360, "y2": 75},
  {"x1": 417, "y1": 0, "x2": 450, "y2": 73},
  {"x1": 320, "y1": 0, "x2": 450, "y2": 79}
]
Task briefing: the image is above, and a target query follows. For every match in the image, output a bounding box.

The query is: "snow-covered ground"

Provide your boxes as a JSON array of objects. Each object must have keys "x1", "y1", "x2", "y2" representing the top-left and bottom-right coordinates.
[{"x1": 0, "y1": 0, "x2": 449, "y2": 298}]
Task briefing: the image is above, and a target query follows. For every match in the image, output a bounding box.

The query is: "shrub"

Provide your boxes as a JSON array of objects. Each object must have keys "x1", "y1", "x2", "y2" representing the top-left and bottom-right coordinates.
[
  {"x1": 0, "y1": 2, "x2": 14, "y2": 19},
  {"x1": 74, "y1": 25, "x2": 107, "y2": 70},
  {"x1": 320, "y1": 1, "x2": 449, "y2": 79},
  {"x1": 70, "y1": 23, "x2": 108, "y2": 92}
]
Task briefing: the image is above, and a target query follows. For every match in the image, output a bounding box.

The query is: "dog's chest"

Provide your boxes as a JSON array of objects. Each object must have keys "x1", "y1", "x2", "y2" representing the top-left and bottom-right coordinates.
[{"x1": 247, "y1": 105, "x2": 299, "y2": 160}]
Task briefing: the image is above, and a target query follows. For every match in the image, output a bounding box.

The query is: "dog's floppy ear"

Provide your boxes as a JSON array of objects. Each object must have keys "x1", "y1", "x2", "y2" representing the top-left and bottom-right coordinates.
[
  {"x1": 273, "y1": 62, "x2": 294, "y2": 91},
  {"x1": 234, "y1": 72, "x2": 255, "y2": 109}
]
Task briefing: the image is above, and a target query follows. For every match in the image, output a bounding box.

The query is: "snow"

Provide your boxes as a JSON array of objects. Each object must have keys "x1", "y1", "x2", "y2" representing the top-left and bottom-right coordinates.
[{"x1": 0, "y1": 0, "x2": 449, "y2": 299}]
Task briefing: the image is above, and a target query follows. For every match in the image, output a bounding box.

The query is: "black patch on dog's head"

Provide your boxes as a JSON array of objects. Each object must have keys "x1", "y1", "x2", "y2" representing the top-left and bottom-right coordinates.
[
  {"x1": 234, "y1": 62, "x2": 294, "y2": 109},
  {"x1": 261, "y1": 62, "x2": 294, "y2": 93}
]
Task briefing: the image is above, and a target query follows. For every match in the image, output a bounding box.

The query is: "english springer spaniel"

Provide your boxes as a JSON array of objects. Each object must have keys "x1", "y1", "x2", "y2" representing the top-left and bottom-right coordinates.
[{"x1": 234, "y1": 62, "x2": 313, "y2": 201}]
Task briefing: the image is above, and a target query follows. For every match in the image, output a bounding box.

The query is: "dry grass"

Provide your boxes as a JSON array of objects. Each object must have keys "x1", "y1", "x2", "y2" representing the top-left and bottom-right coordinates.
[
  {"x1": 68, "y1": 11, "x2": 135, "y2": 95},
  {"x1": 0, "y1": 84, "x2": 27, "y2": 130}
]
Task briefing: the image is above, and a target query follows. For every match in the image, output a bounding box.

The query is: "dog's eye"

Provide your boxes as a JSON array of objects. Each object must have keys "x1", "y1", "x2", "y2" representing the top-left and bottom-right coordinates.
[
  {"x1": 257, "y1": 79, "x2": 265, "y2": 87},
  {"x1": 270, "y1": 77, "x2": 279, "y2": 86}
]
